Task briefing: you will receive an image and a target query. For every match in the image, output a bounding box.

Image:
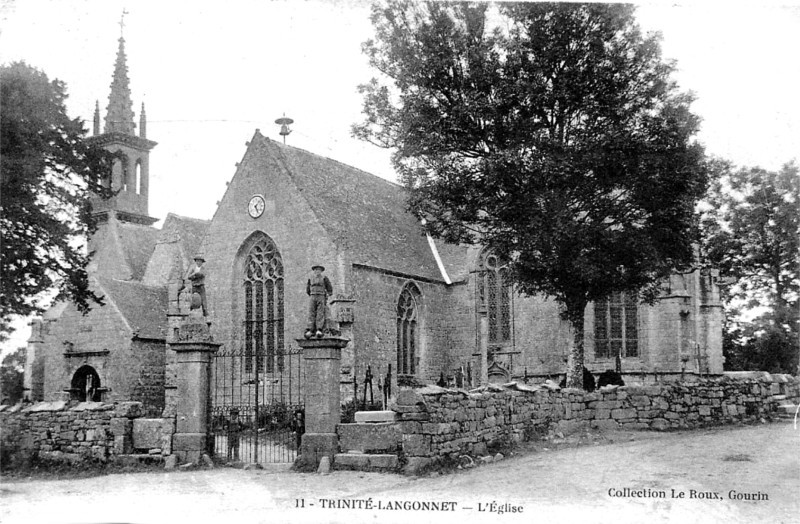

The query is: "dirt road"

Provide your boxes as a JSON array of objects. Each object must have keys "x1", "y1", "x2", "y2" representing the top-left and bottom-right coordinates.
[{"x1": 2, "y1": 421, "x2": 797, "y2": 524}]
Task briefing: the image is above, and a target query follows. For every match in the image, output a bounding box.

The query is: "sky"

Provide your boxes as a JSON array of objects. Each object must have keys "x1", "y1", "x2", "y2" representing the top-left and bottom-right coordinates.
[{"x1": 1, "y1": 0, "x2": 799, "y2": 354}]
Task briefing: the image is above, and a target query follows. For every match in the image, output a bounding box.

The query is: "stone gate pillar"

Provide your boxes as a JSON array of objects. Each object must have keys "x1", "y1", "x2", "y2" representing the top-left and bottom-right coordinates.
[
  {"x1": 170, "y1": 320, "x2": 220, "y2": 464},
  {"x1": 295, "y1": 336, "x2": 349, "y2": 468}
]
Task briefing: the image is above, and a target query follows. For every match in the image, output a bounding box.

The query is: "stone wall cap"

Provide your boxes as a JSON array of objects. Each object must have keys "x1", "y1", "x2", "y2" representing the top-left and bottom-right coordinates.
[
  {"x1": 417, "y1": 385, "x2": 448, "y2": 396},
  {"x1": 296, "y1": 336, "x2": 350, "y2": 349},
  {"x1": 354, "y1": 410, "x2": 397, "y2": 423},
  {"x1": 70, "y1": 402, "x2": 114, "y2": 412},
  {"x1": 25, "y1": 400, "x2": 68, "y2": 412},
  {"x1": 170, "y1": 340, "x2": 222, "y2": 351}
]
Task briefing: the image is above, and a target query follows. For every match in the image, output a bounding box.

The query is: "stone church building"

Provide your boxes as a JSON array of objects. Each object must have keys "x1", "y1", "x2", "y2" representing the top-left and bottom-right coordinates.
[{"x1": 24, "y1": 35, "x2": 725, "y2": 412}]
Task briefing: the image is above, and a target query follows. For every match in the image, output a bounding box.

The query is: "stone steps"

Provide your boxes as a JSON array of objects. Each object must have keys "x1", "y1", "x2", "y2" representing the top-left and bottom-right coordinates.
[
  {"x1": 334, "y1": 452, "x2": 399, "y2": 471},
  {"x1": 333, "y1": 411, "x2": 401, "y2": 472},
  {"x1": 775, "y1": 402, "x2": 798, "y2": 419}
]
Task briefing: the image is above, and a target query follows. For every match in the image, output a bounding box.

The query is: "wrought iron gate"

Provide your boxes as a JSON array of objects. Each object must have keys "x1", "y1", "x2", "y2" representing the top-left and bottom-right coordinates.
[{"x1": 210, "y1": 346, "x2": 304, "y2": 464}]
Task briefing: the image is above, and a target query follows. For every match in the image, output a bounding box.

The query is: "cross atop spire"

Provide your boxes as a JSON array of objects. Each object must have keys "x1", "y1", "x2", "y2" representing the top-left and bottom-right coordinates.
[{"x1": 119, "y1": 9, "x2": 128, "y2": 39}]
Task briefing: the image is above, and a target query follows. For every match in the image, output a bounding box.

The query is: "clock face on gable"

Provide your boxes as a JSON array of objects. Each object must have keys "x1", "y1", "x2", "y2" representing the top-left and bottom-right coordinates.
[{"x1": 248, "y1": 194, "x2": 266, "y2": 218}]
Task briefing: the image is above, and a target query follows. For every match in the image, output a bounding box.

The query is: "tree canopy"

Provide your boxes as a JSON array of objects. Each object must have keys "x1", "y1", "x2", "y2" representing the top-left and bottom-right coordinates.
[
  {"x1": 0, "y1": 347, "x2": 25, "y2": 404},
  {"x1": 0, "y1": 62, "x2": 113, "y2": 339},
  {"x1": 701, "y1": 162, "x2": 799, "y2": 373},
  {"x1": 354, "y1": 2, "x2": 708, "y2": 387}
]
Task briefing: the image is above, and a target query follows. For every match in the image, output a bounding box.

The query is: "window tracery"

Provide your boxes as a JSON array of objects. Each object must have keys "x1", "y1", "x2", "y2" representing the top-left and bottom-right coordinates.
[
  {"x1": 594, "y1": 292, "x2": 638, "y2": 359},
  {"x1": 397, "y1": 283, "x2": 421, "y2": 377},
  {"x1": 243, "y1": 235, "x2": 284, "y2": 373}
]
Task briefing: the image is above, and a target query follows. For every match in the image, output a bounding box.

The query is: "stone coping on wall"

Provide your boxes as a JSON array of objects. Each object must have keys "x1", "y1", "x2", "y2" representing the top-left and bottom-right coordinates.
[
  {"x1": 0, "y1": 401, "x2": 176, "y2": 469},
  {"x1": 387, "y1": 374, "x2": 799, "y2": 474},
  {"x1": 0, "y1": 400, "x2": 145, "y2": 417}
]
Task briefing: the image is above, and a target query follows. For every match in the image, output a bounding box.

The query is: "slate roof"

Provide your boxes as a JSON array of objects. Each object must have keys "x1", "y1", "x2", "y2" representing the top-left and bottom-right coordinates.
[
  {"x1": 97, "y1": 277, "x2": 168, "y2": 340},
  {"x1": 162, "y1": 213, "x2": 210, "y2": 258},
  {"x1": 255, "y1": 133, "x2": 469, "y2": 282},
  {"x1": 116, "y1": 221, "x2": 159, "y2": 280}
]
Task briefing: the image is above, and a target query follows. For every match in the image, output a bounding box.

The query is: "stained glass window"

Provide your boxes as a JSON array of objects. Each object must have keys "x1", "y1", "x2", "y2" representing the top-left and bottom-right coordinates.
[
  {"x1": 243, "y1": 235, "x2": 284, "y2": 374},
  {"x1": 594, "y1": 292, "x2": 638, "y2": 359},
  {"x1": 397, "y1": 284, "x2": 421, "y2": 376}
]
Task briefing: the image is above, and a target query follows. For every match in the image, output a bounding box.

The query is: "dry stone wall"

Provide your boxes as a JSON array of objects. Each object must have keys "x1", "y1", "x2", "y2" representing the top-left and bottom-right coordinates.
[
  {"x1": 393, "y1": 375, "x2": 799, "y2": 467},
  {"x1": 0, "y1": 401, "x2": 175, "y2": 470}
]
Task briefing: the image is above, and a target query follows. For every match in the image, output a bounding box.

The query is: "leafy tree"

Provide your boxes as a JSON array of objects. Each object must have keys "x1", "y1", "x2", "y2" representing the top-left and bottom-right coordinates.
[
  {"x1": 354, "y1": 2, "x2": 708, "y2": 387},
  {"x1": 0, "y1": 62, "x2": 113, "y2": 340},
  {"x1": 0, "y1": 347, "x2": 26, "y2": 404},
  {"x1": 701, "y1": 162, "x2": 799, "y2": 373}
]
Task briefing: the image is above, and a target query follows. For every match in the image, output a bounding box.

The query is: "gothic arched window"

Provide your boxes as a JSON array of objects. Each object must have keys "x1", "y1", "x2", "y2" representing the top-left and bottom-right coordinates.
[
  {"x1": 477, "y1": 250, "x2": 512, "y2": 344},
  {"x1": 243, "y1": 235, "x2": 284, "y2": 374},
  {"x1": 397, "y1": 283, "x2": 421, "y2": 377},
  {"x1": 594, "y1": 292, "x2": 638, "y2": 359}
]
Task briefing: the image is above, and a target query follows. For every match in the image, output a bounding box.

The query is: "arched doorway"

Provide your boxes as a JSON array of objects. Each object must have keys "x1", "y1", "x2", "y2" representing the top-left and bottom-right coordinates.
[{"x1": 71, "y1": 365, "x2": 102, "y2": 402}]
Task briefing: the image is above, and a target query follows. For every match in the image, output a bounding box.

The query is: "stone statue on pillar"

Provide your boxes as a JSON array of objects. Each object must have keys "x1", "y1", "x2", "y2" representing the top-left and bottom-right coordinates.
[
  {"x1": 305, "y1": 264, "x2": 333, "y2": 339},
  {"x1": 186, "y1": 254, "x2": 207, "y2": 317}
]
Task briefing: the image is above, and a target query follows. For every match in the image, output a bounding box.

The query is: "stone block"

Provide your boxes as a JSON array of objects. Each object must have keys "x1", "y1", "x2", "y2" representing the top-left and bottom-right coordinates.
[
  {"x1": 591, "y1": 419, "x2": 619, "y2": 431},
  {"x1": 115, "y1": 402, "x2": 143, "y2": 419},
  {"x1": 594, "y1": 409, "x2": 611, "y2": 419},
  {"x1": 554, "y1": 419, "x2": 588, "y2": 436},
  {"x1": 27, "y1": 401, "x2": 67, "y2": 412},
  {"x1": 396, "y1": 421, "x2": 421, "y2": 433},
  {"x1": 368, "y1": 454, "x2": 399, "y2": 469},
  {"x1": 399, "y1": 412, "x2": 429, "y2": 421},
  {"x1": 338, "y1": 422, "x2": 400, "y2": 453},
  {"x1": 354, "y1": 411, "x2": 397, "y2": 423},
  {"x1": 132, "y1": 419, "x2": 170, "y2": 450},
  {"x1": 402, "y1": 434, "x2": 431, "y2": 456},
  {"x1": 403, "y1": 456, "x2": 434, "y2": 475},
  {"x1": 172, "y1": 432, "x2": 207, "y2": 452},
  {"x1": 317, "y1": 455, "x2": 331, "y2": 474},
  {"x1": 395, "y1": 389, "x2": 425, "y2": 407},
  {"x1": 297, "y1": 432, "x2": 338, "y2": 468},
  {"x1": 333, "y1": 452, "x2": 370, "y2": 469},
  {"x1": 611, "y1": 408, "x2": 637, "y2": 420}
]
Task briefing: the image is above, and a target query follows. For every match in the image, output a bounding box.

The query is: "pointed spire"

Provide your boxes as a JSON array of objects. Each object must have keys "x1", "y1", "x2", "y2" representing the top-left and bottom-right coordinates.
[
  {"x1": 93, "y1": 100, "x2": 100, "y2": 136},
  {"x1": 104, "y1": 36, "x2": 136, "y2": 134},
  {"x1": 139, "y1": 102, "x2": 147, "y2": 138}
]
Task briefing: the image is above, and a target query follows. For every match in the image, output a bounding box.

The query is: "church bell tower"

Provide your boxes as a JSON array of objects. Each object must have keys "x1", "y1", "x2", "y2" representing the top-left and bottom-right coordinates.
[{"x1": 89, "y1": 18, "x2": 158, "y2": 226}]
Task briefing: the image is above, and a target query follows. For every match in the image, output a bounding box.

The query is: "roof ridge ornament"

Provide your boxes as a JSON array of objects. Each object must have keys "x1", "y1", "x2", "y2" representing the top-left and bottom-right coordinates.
[{"x1": 275, "y1": 114, "x2": 293, "y2": 145}]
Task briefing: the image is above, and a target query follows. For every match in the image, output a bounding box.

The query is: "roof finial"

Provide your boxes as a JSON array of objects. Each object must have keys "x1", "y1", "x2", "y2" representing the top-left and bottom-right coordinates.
[
  {"x1": 119, "y1": 9, "x2": 128, "y2": 39},
  {"x1": 275, "y1": 114, "x2": 293, "y2": 145}
]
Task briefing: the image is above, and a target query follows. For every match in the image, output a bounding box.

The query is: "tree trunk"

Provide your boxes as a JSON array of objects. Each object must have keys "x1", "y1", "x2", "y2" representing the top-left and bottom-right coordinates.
[{"x1": 565, "y1": 300, "x2": 587, "y2": 389}]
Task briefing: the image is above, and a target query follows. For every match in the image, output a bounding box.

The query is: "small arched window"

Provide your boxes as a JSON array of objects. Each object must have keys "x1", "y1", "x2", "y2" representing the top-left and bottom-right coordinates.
[
  {"x1": 71, "y1": 365, "x2": 102, "y2": 402},
  {"x1": 135, "y1": 159, "x2": 142, "y2": 194},
  {"x1": 477, "y1": 250, "x2": 512, "y2": 344},
  {"x1": 242, "y1": 234, "x2": 284, "y2": 374},
  {"x1": 397, "y1": 283, "x2": 421, "y2": 377}
]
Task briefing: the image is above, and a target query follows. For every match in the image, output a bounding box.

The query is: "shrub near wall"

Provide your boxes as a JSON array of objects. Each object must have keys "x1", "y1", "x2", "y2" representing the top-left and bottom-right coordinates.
[
  {"x1": 393, "y1": 376, "x2": 799, "y2": 468},
  {"x1": 0, "y1": 400, "x2": 168, "y2": 470}
]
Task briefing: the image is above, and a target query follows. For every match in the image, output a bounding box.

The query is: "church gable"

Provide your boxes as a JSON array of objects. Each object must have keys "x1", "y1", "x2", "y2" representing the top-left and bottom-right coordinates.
[{"x1": 259, "y1": 134, "x2": 468, "y2": 281}]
